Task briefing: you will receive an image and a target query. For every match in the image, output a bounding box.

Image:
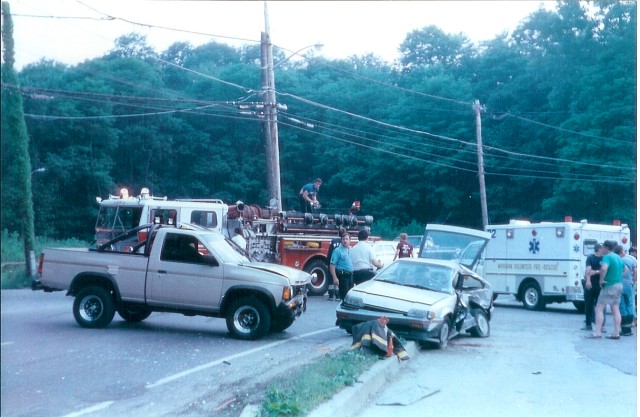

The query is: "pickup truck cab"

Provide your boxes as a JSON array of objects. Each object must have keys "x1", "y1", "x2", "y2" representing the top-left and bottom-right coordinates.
[{"x1": 34, "y1": 224, "x2": 310, "y2": 340}]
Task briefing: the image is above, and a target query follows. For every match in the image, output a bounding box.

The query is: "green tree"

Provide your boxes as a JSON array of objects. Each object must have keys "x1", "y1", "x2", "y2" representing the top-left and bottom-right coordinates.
[{"x1": 1, "y1": 1, "x2": 37, "y2": 276}]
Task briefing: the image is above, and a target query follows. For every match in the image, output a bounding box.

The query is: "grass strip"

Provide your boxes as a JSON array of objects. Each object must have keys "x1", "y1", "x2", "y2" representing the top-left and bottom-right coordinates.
[{"x1": 261, "y1": 349, "x2": 378, "y2": 416}]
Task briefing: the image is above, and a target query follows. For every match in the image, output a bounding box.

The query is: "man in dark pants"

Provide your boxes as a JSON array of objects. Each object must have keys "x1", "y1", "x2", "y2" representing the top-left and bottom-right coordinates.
[
  {"x1": 326, "y1": 228, "x2": 347, "y2": 301},
  {"x1": 582, "y1": 243, "x2": 603, "y2": 331},
  {"x1": 330, "y1": 233, "x2": 354, "y2": 302}
]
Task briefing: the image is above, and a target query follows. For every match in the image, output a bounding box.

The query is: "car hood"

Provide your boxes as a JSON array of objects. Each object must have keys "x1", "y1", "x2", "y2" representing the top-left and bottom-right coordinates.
[
  {"x1": 241, "y1": 262, "x2": 311, "y2": 286},
  {"x1": 350, "y1": 280, "x2": 452, "y2": 311}
]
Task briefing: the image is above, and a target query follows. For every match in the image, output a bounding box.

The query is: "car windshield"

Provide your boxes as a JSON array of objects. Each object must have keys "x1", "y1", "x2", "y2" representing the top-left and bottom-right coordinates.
[
  {"x1": 420, "y1": 230, "x2": 486, "y2": 268},
  {"x1": 373, "y1": 261, "x2": 454, "y2": 294}
]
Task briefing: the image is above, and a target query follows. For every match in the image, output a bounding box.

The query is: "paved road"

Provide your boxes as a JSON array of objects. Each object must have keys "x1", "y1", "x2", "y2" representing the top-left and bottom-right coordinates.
[
  {"x1": 346, "y1": 297, "x2": 637, "y2": 417},
  {"x1": 1, "y1": 289, "x2": 348, "y2": 417}
]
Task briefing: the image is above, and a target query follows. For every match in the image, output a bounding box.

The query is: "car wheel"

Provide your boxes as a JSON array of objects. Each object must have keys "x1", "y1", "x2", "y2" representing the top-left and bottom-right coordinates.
[
  {"x1": 226, "y1": 297, "x2": 271, "y2": 340},
  {"x1": 469, "y1": 308, "x2": 490, "y2": 337},
  {"x1": 436, "y1": 317, "x2": 451, "y2": 349},
  {"x1": 73, "y1": 286, "x2": 115, "y2": 328},
  {"x1": 572, "y1": 301, "x2": 585, "y2": 312},
  {"x1": 304, "y1": 259, "x2": 330, "y2": 296},
  {"x1": 521, "y1": 282, "x2": 545, "y2": 311},
  {"x1": 117, "y1": 303, "x2": 152, "y2": 322}
]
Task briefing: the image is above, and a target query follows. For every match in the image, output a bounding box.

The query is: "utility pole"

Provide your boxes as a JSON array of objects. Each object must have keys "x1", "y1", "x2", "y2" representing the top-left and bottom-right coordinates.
[
  {"x1": 473, "y1": 100, "x2": 489, "y2": 229},
  {"x1": 261, "y1": 3, "x2": 282, "y2": 211}
]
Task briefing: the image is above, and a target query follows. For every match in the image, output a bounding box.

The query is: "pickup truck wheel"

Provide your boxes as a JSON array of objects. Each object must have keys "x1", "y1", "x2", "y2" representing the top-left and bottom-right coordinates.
[
  {"x1": 73, "y1": 286, "x2": 115, "y2": 328},
  {"x1": 270, "y1": 315, "x2": 295, "y2": 332},
  {"x1": 117, "y1": 303, "x2": 152, "y2": 323},
  {"x1": 226, "y1": 298, "x2": 271, "y2": 340},
  {"x1": 304, "y1": 259, "x2": 329, "y2": 296}
]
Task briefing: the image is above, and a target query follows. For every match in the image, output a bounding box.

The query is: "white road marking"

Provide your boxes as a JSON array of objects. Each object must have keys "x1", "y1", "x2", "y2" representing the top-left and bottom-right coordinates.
[
  {"x1": 146, "y1": 326, "x2": 338, "y2": 388},
  {"x1": 1, "y1": 342, "x2": 14, "y2": 347},
  {"x1": 55, "y1": 326, "x2": 340, "y2": 417},
  {"x1": 60, "y1": 401, "x2": 114, "y2": 417}
]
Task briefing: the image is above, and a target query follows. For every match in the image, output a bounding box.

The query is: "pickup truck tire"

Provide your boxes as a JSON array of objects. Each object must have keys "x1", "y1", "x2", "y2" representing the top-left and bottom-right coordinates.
[
  {"x1": 270, "y1": 315, "x2": 295, "y2": 332},
  {"x1": 304, "y1": 259, "x2": 329, "y2": 296},
  {"x1": 226, "y1": 297, "x2": 271, "y2": 340},
  {"x1": 73, "y1": 286, "x2": 116, "y2": 328},
  {"x1": 117, "y1": 303, "x2": 152, "y2": 323}
]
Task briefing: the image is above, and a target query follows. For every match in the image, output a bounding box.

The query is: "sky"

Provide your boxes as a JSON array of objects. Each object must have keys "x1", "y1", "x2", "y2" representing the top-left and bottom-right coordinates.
[{"x1": 3, "y1": 1, "x2": 556, "y2": 69}]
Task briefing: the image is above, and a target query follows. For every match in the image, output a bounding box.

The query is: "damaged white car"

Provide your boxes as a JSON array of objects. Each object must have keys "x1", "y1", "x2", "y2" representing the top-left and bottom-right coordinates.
[{"x1": 336, "y1": 225, "x2": 492, "y2": 349}]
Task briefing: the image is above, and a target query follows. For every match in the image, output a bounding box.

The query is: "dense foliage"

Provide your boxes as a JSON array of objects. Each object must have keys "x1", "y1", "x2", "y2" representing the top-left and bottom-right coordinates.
[{"x1": 1, "y1": 1, "x2": 636, "y2": 242}]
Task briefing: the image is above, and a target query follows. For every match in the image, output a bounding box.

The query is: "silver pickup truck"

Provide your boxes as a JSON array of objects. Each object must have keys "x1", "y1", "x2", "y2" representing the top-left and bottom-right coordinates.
[{"x1": 33, "y1": 224, "x2": 310, "y2": 340}]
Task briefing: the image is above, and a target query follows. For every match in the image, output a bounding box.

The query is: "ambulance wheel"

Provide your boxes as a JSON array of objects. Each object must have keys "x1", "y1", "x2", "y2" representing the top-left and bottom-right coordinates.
[{"x1": 521, "y1": 282, "x2": 545, "y2": 311}]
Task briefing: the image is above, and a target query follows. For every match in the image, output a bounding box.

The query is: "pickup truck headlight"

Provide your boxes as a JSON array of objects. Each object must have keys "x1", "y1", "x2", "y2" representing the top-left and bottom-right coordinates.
[
  {"x1": 406, "y1": 309, "x2": 433, "y2": 319},
  {"x1": 282, "y1": 286, "x2": 292, "y2": 301},
  {"x1": 344, "y1": 294, "x2": 364, "y2": 308}
]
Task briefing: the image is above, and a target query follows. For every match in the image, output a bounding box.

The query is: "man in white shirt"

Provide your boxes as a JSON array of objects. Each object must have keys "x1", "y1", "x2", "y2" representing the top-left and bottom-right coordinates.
[
  {"x1": 231, "y1": 227, "x2": 247, "y2": 251},
  {"x1": 350, "y1": 229, "x2": 384, "y2": 285}
]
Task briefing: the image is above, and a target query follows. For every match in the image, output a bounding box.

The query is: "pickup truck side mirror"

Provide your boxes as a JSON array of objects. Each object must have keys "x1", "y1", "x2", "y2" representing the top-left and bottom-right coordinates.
[{"x1": 202, "y1": 254, "x2": 219, "y2": 267}]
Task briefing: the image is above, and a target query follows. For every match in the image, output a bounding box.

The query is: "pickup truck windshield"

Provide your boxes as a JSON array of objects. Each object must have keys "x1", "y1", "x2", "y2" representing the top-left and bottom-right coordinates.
[{"x1": 202, "y1": 235, "x2": 250, "y2": 264}]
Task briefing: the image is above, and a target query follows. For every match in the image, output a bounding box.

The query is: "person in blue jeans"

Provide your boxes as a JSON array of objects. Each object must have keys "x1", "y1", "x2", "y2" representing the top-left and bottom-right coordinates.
[{"x1": 615, "y1": 245, "x2": 636, "y2": 336}]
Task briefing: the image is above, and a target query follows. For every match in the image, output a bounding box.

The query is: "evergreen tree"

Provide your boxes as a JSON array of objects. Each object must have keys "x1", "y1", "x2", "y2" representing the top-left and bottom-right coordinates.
[{"x1": 1, "y1": 2, "x2": 36, "y2": 277}]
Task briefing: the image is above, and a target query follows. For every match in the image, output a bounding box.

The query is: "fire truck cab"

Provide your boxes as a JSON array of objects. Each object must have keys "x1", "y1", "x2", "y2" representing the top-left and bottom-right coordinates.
[{"x1": 95, "y1": 188, "x2": 229, "y2": 250}]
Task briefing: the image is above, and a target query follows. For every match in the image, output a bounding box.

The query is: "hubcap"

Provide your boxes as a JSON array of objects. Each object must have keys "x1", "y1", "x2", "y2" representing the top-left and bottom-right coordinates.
[
  {"x1": 79, "y1": 296, "x2": 103, "y2": 322},
  {"x1": 234, "y1": 306, "x2": 259, "y2": 334}
]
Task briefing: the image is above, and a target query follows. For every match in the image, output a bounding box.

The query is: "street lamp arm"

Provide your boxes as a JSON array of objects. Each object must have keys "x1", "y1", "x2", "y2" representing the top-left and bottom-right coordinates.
[{"x1": 266, "y1": 43, "x2": 324, "y2": 69}]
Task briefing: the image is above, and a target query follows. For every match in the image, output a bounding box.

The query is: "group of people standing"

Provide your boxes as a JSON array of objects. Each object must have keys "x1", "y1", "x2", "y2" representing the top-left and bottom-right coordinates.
[
  {"x1": 583, "y1": 241, "x2": 637, "y2": 339},
  {"x1": 325, "y1": 230, "x2": 415, "y2": 302}
]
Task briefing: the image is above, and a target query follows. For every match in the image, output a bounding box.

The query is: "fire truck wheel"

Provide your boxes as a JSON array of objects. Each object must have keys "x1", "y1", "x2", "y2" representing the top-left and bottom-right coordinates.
[
  {"x1": 304, "y1": 259, "x2": 330, "y2": 296},
  {"x1": 226, "y1": 297, "x2": 271, "y2": 340}
]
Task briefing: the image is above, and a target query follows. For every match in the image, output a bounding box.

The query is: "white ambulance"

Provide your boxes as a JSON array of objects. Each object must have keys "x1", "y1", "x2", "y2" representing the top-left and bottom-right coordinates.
[{"x1": 483, "y1": 218, "x2": 631, "y2": 311}]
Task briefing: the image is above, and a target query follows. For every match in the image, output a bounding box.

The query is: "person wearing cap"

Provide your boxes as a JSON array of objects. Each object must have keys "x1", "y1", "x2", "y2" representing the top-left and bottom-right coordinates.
[{"x1": 582, "y1": 243, "x2": 603, "y2": 331}]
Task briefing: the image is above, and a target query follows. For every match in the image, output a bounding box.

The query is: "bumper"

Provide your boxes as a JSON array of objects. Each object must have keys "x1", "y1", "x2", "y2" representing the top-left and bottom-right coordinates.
[
  {"x1": 336, "y1": 305, "x2": 443, "y2": 342},
  {"x1": 565, "y1": 286, "x2": 584, "y2": 301},
  {"x1": 283, "y1": 288, "x2": 307, "y2": 317}
]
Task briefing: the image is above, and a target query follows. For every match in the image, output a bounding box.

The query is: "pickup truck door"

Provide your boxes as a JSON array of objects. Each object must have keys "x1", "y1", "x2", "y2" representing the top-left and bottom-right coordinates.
[{"x1": 146, "y1": 232, "x2": 223, "y2": 311}]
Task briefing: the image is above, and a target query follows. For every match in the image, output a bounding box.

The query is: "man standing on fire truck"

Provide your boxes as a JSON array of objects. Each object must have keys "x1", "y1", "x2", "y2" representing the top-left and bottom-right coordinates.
[{"x1": 299, "y1": 178, "x2": 322, "y2": 213}]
